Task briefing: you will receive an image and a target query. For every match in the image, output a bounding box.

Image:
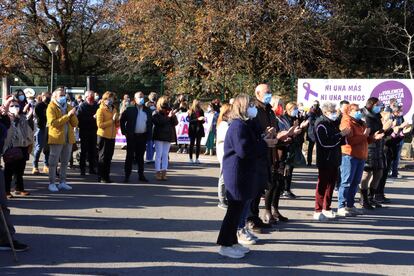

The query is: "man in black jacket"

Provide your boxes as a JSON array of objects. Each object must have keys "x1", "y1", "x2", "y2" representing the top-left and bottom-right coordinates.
[
  {"x1": 77, "y1": 91, "x2": 99, "y2": 176},
  {"x1": 33, "y1": 92, "x2": 51, "y2": 175},
  {"x1": 120, "y1": 91, "x2": 153, "y2": 183}
]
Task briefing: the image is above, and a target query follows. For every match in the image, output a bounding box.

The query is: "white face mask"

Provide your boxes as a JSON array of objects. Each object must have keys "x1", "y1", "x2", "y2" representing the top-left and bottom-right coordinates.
[
  {"x1": 9, "y1": 106, "x2": 20, "y2": 115},
  {"x1": 247, "y1": 106, "x2": 258, "y2": 119},
  {"x1": 327, "y1": 112, "x2": 338, "y2": 121}
]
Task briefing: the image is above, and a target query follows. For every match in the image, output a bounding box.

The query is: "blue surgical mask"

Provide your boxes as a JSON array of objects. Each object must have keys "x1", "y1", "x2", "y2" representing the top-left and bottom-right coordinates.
[
  {"x1": 372, "y1": 105, "x2": 381, "y2": 114},
  {"x1": 18, "y1": 95, "x2": 25, "y2": 102},
  {"x1": 263, "y1": 93, "x2": 272, "y2": 104},
  {"x1": 136, "y1": 98, "x2": 145, "y2": 105},
  {"x1": 106, "y1": 99, "x2": 113, "y2": 106},
  {"x1": 247, "y1": 106, "x2": 258, "y2": 119},
  {"x1": 352, "y1": 111, "x2": 363, "y2": 120},
  {"x1": 58, "y1": 96, "x2": 67, "y2": 106},
  {"x1": 291, "y1": 109, "x2": 299, "y2": 117}
]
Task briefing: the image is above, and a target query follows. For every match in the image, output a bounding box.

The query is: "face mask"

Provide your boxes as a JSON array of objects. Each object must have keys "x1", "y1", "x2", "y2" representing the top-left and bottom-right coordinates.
[
  {"x1": 327, "y1": 112, "x2": 337, "y2": 121},
  {"x1": 247, "y1": 106, "x2": 258, "y2": 119},
  {"x1": 95, "y1": 96, "x2": 100, "y2": 101},
  {"x1": 150, "y1": 105, "x2": 156, "y2": 111},
  {"x1": 291, "y1": 109, "x2": 299, "y2": 117},
  {"x1": 58, "y1": 96, "x2": 67, "y2": 106},
  {"x1": 45, "y1": 97, "x2": 51, "y2": 104},
  {"x1": 207, "y1": 107, "x2": 212, "y2": 112},
  {"x1": 106, "y1": 99, "x2": 113, "y2": 106},
  {"x1": 9, "y1": 106, "x2": 19, "y2": 115},
  {"x1": 136, "y1": 98, "x2": 145, "y2": 105},
  {"x1": 18, "y1": 95, "x2": 25, "y2": 102},
  {"x1": 352, "y1": 111, "x2": 363, "y2": 120},
  {"x1": 372, "y1": 106, "x2": 381, "y2": 114},
  {"x1": 263, "y1": 93, "x2": 272, "y2": 104}
]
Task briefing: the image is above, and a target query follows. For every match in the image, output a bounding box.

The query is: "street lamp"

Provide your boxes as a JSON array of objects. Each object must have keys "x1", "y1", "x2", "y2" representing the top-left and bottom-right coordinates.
[{"x1": 47, "y1": 37, "x2": 59, "y2": 93}]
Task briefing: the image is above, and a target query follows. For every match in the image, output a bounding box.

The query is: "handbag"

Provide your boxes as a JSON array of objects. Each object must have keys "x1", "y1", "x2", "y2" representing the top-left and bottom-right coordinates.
[{"x1": 3, "y1": 147, "x2": 24, "y2": 163}]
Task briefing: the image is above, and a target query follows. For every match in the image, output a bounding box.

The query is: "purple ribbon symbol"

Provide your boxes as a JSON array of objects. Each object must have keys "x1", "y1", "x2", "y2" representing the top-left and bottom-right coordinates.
[{"x1": 303, "y1": 82, "x2": 318, "y2": 101}]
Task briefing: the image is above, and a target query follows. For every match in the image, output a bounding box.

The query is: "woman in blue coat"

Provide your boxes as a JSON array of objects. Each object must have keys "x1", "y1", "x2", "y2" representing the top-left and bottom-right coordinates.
[{"x1": 216, "y1": 94, "x2": 273, "y2": 258}]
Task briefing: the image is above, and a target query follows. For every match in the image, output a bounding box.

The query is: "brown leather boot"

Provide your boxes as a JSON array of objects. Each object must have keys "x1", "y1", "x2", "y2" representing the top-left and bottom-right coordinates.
[
  {"x1": 155, "y1": 171, "x2": 162, "y2": 181},
  {"x1": 161, "y1": 170, "x2": 167, "y2": 181}
]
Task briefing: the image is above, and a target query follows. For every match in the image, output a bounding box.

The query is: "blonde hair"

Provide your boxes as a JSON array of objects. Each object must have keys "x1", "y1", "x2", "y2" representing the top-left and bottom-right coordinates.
[
  {"x1": 217, "y1": 103, "x2": 231, "y2": 125},
  {"x1": 189, "y1": 99, "x2": 201, "y2": 115},
  {"x1": 229, "y1": 94, "x2": 250, "y2": 121},
  {"x1": 285, "y1": 102, "x2": 297, "y2": 114},
  {"x1": 156, "y1": 96, "x2": 169, "y2": 111},
  {"x1": 101, "y1": 91, "x2": 116, "y2": 101}
]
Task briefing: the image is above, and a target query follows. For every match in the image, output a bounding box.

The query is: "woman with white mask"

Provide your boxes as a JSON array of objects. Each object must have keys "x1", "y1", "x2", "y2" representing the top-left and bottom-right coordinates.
[{"x1": 3, "y1": 98, "x2": 34, "y2": 198}]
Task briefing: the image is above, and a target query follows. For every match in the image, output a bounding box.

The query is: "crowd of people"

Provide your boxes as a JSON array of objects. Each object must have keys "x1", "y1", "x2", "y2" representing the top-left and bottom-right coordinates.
[
  {"x1": 215, "y1": 84, "x2": 411, "y2": 259},
  {"x1": 0, "y1": 84, "x2": 411, "y2": 258}
]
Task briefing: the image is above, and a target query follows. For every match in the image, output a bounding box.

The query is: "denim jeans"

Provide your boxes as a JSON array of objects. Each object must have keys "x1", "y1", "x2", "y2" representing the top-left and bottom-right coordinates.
[
  {"x1": 33, "y1": 128, "x2": 49, "y2": 168},
  {"x1": 391, "y1": 140, "x2": 404, "y2": 176},
  {"x1": 338, "y1": 155, "x2": 365, "y2": 209},
  {"x1": 145, "y1": 140, "x2": 155, "y2": 161}
]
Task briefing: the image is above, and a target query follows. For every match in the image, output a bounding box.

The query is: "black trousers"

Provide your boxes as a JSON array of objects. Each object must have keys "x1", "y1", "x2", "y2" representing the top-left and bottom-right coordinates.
[
  {"x1": 307, "y1": 140, "x2": 315, "y2": 165},
  {"x1": 80, "y1": 132, "x2": 97, "y2": 173},
  {"x1": 125, "y1": 133, "x2": 147, "y2": 177},
  {"x1": 4, "y1": 147, "x2": 28, "y2": 193},
  {"x1": 377, "y1": 152, "x2": 393, "y2": 196},
  {"x1": 189, "y1": 136, "x2": 202, "y2": 159},
  {"x1": 97, "y1": 136, "x2": 115, "y2": 181},
  {"x1": 217, "y1": 199, "x2": 245, "y2": 246},
  {"x1": 265, "y1": 172, "x2": 283, "y2": 211},
  {"x1": 284, "y1": 166, "x2": 294, "y2": 192}
]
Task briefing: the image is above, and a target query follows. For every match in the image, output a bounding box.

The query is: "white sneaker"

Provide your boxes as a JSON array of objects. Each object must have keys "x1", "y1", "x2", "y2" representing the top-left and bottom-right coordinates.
[
  {"x1": 237, "y1": 228, "x2": 256, "y2": 245},
  {"x1": 195, "y1": 159, "x2": 201, "y2": 164},
  {"x1": 322, "y1": 209, "x2": 336, "y2": 219},
  {"x1": 48, "y1": 184, "x2": 59, "y2": 192},
  {"x1": 218, "y1": 246, "x2": 245, "y2": 258},
  {"x1": 244, "y1": 228, "x2": 259, "y2": 241},
  {"x1": 313, "y1": 212, "x2": 328, "y2": 221},
  {"x1": 58, "y1": 182, "x2": 72, "y2": 191},
  {"x1": 337, "y1": 207, "x2": 350, "y2": 217},
  {"x1": 346, "y1": 207, "x2": 363, "y2": 215},
  {"x1": 232, "y1": 244, "x2": 250, "y2": 254},
  {"x1": 189, "y1": 158, "x2": 194, "y2": 164}
]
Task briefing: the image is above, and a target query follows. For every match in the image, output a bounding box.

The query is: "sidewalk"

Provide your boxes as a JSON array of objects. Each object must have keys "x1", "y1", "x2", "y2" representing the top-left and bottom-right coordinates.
[{"x1": 1, "y1": 151, "x2": 413, "y2": 275}]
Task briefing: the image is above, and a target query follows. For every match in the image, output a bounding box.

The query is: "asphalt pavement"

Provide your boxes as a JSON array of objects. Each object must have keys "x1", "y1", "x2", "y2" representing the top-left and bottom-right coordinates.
[{"x1": 1, "y1": 149, "x2": 413, "y2": 276}]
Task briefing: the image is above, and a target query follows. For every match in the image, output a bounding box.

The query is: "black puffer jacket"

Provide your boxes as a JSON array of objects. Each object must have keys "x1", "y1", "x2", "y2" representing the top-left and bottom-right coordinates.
[
  {"x1": 362, "y1": 107, "x2": 385, "y2": 170},
  {"x1": 152, "y1": 110, "x2": 178, "y2": 142},
  {"x1": 314, "y1": 115, "x2": 344, "y2": 168}
]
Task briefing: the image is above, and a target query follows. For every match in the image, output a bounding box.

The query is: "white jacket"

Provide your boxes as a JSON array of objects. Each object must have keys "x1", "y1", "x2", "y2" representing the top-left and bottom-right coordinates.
[{"x1": 216, "y1": 121, "x2": 229, "y2": 165}]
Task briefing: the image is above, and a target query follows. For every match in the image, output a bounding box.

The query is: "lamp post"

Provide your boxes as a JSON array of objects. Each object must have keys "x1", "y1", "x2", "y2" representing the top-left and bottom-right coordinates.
[{"x1": 47, "y1": 37, "x2": 59, "y2": 93}]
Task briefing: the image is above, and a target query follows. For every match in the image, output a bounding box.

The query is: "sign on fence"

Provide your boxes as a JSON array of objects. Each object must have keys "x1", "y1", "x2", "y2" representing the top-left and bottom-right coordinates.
[{"x1": 297, "y1": 79, "x2": 414, "y2": 122}]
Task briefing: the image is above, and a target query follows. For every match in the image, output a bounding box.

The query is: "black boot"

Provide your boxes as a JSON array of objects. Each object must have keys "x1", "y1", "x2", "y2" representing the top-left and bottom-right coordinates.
[
  {"x1": 360, "y1": 189, "x2": 374, "y2": 210},
  {"x1": 369, "y1": 187, "x2": 382, "y2": 208}
]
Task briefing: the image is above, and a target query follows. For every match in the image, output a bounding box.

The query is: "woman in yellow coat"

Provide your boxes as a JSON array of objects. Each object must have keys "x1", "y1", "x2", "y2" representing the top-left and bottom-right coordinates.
[
  {"x1": 47, "y1": 87, "x2": 78, "y2": 192},
  {"x1": 96, "y1": 91, "x2": 120, "y2": 183}
]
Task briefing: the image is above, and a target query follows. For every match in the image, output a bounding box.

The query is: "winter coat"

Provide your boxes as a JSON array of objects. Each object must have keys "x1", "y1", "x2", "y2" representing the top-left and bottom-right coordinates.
[
  {"x1": 188, "y1": 110, "x2": 205, "y2": 138},
  {"x1": 362, "y1": 108, "x2": 385, "y2": 170},
  {"x1": 120, "y1": 105, "x2": 153, "y2": 140},
  {"x1": 223, "y1": 118, "x2": 267, "y2": 201},
  {"x1": 340, "y1": 114, "x2": 370, "y2": 161},
  {"x1": 152, "y1": 110, "x2": 178, "y2": 142},
  {"x1": 47, "y1": 101, "x2": 78, "y2": 145},
  {"x1": 314, "y1": 115, "x2": 344, "y2": 168},
  {"x1": 96, "y1": 104, "x2": 119, "y2": 139},
  {"x1": 77, "y1": 102, "x2": 98, "y2": 136}
]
